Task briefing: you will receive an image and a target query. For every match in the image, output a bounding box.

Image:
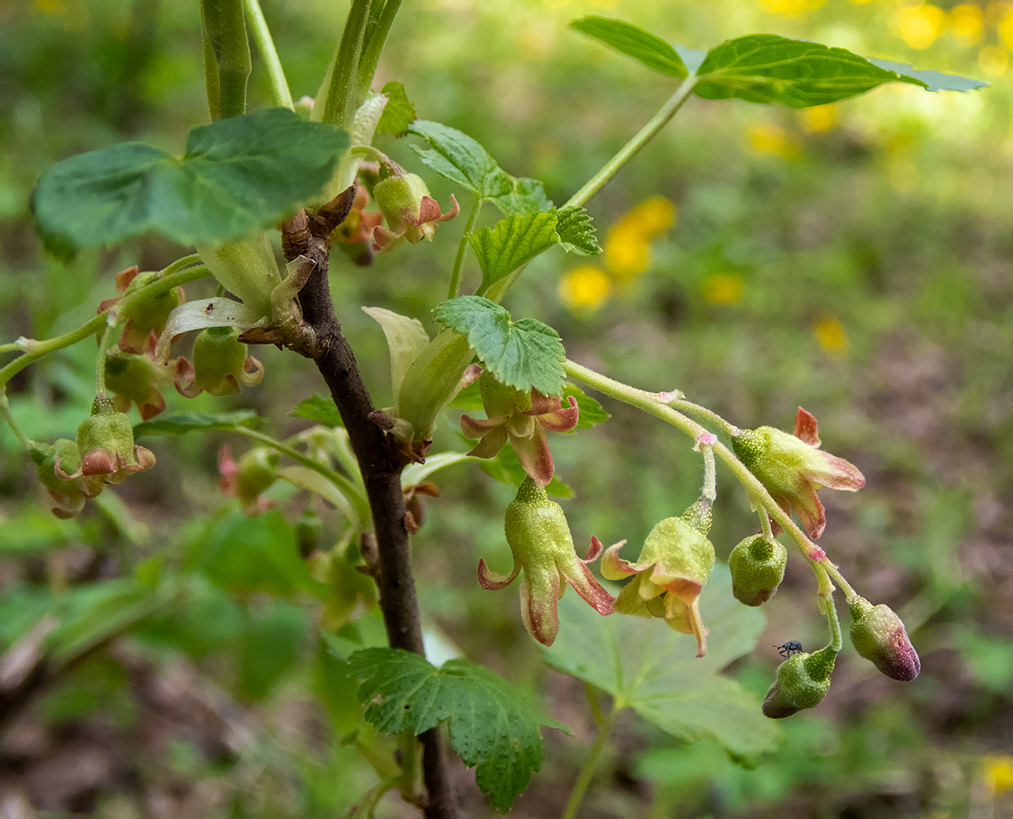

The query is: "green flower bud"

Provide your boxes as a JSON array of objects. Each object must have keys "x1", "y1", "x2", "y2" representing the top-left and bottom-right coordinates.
[
  {"x1": 174, "y1": 326, "x2": 264, "y2": 398},
  {"x1": 762, "y1": 646, "x2": 837, "y2": 719},
  {"x1": 63, "y1": 398, "x2": 156, "y2": 483},
  {"x1": 728, "y1": 535, "x2": 787, "y2": 606},
  {"x1": 849, "y1": 596, "x2": 920, "y2": 681}
]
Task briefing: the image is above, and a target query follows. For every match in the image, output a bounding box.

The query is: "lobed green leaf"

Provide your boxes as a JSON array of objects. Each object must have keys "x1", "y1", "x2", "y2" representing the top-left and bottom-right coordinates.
[
  {"x1": 290, "y1": 394, "x2": 344, "y2": 428},
  {"x1": 487, "y1": 176, "x2": 553, "y2": 217},
  {"x1": 376, "y1": 80, "x2": 417, "y2": 136},
  {"x1": 31, "y1": 108, "x2": 349, "y2": 256},
  {"x1": 470, "y1": 212, "x2": 560, "y2": 293},
  {"x1": 570, "y1": 16, "x2": 688, "y2": 78},
  {"x1": 408, "y1": 120, "x2": 513, "y2": 199},
  {"x1": 349, "y1": 648, "x2": 567, "y2": 811},
  {"x1": 555, "y1": 206, "x2": 601, "y2": 256},
  {"x1": 543, "y1": 569, "x2": 781, "y2": 757},
  {"x1": 433, "y1": 296, "x2": 566, "y2": 396}
]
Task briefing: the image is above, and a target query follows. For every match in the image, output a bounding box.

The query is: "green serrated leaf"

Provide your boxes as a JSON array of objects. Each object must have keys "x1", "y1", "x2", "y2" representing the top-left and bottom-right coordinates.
[
  {"x1": 133, "y1": 410, "x2": 261, "y2": 437},
  {"x1": 563, "y1": 385, "x2": 610, "y2": 430},
  {"x1": 866, "y1": 58, "x2": 988, "y2": 92},
  {"x1": 376, "y1": 80, "x2": 417, "y2": 136},
  {"x1": 290, "y1": 394, "x2": 344, "y2": 428},
  {"x1": 349, "y1": 648, "x2": 567, "y2": 811},
  {"x1": 470, "y1": 212, "x2": 560, "y2": 293},
  {"x1": 433, "y1": 296, "x2": 565, "y2": 396},
  {"x1": 409, "y1": 120, "x2": 512, "y2": 200},
  {"x1": 692, "y1": 35, "x2": 932, "y2": 108},
  {"x1": 32, "y1": 108, "x2": 349, "y2": 254},
  {"x1": 487, "y1": 176, "x2": 553, "y2": 217},
  {"x1": 543, "y1": 569, "x2": 780, "y2": 757},
  {"x1": 571, "y1": 16, "x2": 688, "y2": 78},
  {"x1": 555, "y1": 207, "x2": 601, "y2": 256}
]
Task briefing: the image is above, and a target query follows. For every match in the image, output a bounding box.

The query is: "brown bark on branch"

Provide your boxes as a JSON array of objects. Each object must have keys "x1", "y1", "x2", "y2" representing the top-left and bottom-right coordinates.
[{"x1": 277, "y1": 192, "x2": 458, "y2": 818}]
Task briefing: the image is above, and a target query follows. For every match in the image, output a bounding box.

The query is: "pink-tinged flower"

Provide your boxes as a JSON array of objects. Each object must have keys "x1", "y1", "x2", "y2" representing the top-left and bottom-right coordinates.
[
  {"x1": 371, "y1": 170, "x2": 459, "y2": 252},
  {"x1": 104, "y1": 349, "x2": 173, "y2": 420},
  {"x1": 56, "y1": 398, "x2": 156, "y2": 485},
  {"x1": 174, "y1": 326, "x2": 264, "y2": 398},
  {"x1": 98, "y1": 265, "x2": 186, "y2": 355},
  {"x1": 29, "y1": 438, "x2": 105, "y2": 519},
  {"x1": 479, "y1": 477, "x2": 614, "y2": 646},
  {"x1": 602, "y1": 502, "x2": 716, "y2": 657},
  {"x1": 333, "y1": 184, "x2": 384, "y2": 266},
  {"x1": 461, "y1": 373, "x2": 579, "y2": 487},
  {"x1": 218, "y1": 445, "x2": 278, "y2": 517},
  {"x1": 731, "y1": 407, "x2": 865, "y2": 539}
]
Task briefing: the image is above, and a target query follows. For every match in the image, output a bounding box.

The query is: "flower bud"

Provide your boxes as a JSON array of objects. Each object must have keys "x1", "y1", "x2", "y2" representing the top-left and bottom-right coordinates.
[
  {"x1": 30, "y1": 438, "x2": 103, "y2": 518},
  {"x1": 217, "y1": 445, "x2": 278, "y2": 516},
  {"x1": 372, "y1": 169, "x2": 458, "y2": 251},
  {"x1": 59, "y1": 398, "x2": 156, "y2": 483},
  {"x1": 104, "y1": 349, "x2": 172, "y2": 420},
  {"x1": 174, "y1": 326, "x2": 264, "y2": 398},
  {"x1": 728, "y1": 535, "x2": 787, "y2": 606},
  {"x1": 849, "y1": 596, "x2": 920, "y2": 681},
  {"x1": 97, "y1": 266, "x2": 185, "y2": 354},
  {"x1": 762, "y1": 646, "x2": 837, "y2": 719}
]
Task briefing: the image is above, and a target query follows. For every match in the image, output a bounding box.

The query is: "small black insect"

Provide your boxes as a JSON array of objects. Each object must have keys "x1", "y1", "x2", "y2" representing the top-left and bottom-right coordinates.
[{"x1": 774, "y1": 641, "x2": 804, "y2": 658}]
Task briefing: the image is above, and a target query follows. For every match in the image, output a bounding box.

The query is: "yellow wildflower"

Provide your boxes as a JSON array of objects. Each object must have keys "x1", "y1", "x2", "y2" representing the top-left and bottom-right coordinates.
[
  {"x1": 701, "y1": 273, "x2": 744, "y2": 306},
  {"x1": 813, "y1": 316, "x2": 849, "y2": 358},
  {"x1": 758, "y1": 0, "x2": 825, "y2": 17},
  {"x1": 998, "y1": 9, "x2": 1013, "y2": 51},
  {"x1": 891, "y1": 4, "x2": 948, "y2": 51},
  {"x1": 800, "y1": 105, "x2": 838, "y2": 134},
  {"x1": 978, "y1": 45, "x2": 1009, "y2": 76},
  {"x1": 983, "y1": 755, "x2": 1013, "y2": 794},
  {"x1": 747, "y1": 122, "x2": 793, "y2": 157},
  {"x1": 559, "y1": 265, "x2": 612, "y2": 313},
  {"x1": 950, "y1": 4, "x2": 983, "y2": 46},
  {"x1": 603, "y1": 196, "x2": 676, "y2": 281}
]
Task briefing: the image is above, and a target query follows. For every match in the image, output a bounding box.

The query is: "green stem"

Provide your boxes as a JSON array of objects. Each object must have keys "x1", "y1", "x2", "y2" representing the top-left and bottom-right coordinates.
[
  {"x1": 201, "y1": 0, "x2": 252, "y2": 119},
  {"x1": 667, "y1": 397, "x2": 740, "y2": 438},
  {"x1": 448, "y1": 192, "x2": 482, "y2": 299},
  {"x1": 756, "y1": 498, "x2": 774, "y2": 542},
  {"x1": 0, "y1": 261, "x2": 210, "y2": 389},
  {"x1": 313, "y1": 0, "x2": 374, "y2": 126},
  {"x1": 564, "y1": 76, "x2": 698, "y2": 210},
  {"x1": 564, "y1": 358, "x2": 830, "y2": 571},
  {"x1": 232, "y1": 427, "x2": 371, "y2": 526},
  {"x1": 818, "y1": 575, "x2": 843, "y2": 652},
  {"x1": 94, "y1": 317, "x2": 118, "y2": 397},
  {"x1": 821, "y1": 560, "x2": 858, "y2": 603},
  {"x1": 561, "y1": 703, "x2": 619, "y2": 819},
  {"x1": 0, "y1": 389, "x2": 30, "y2": 448},
  {"x1": 242, "y1": 0, "x2": 293, "y2": 109},
  {"x1": 699, "y1": 442, "x2": 717, "y2": 503},
  {"x1": 355, "y1": 0, "x2": 403, "y2": 104},
  {"x1": 0, "y1": 343, "x2": 21, "y2": 355}
]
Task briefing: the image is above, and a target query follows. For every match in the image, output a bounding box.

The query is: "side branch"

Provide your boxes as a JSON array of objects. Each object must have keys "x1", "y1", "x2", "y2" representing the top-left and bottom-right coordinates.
[{"x1": 279, "y1": 192, "x2": 457, "y2": 819}]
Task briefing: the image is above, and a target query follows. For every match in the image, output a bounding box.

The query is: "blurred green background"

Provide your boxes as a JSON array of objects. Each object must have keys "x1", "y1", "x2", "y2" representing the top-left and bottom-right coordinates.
[{"x1": 2, "y1": 0, "x2": 1012, "y2": 816}]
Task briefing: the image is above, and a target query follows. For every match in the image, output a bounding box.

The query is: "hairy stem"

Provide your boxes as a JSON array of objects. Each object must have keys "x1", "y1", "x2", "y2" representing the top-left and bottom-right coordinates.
[
  {"x1": 561, "y1": 702, "x2": 619, "y2": 819},
  {"x1": 313, "y1": 0, "x2": 373, "y2": 126},
  {"x1": 242, "y1": 0, "x2": 293, "y2": 109},
  {"x1": 448, "y1": 192, "x2": 481, "y2": 299},
  {"x1": 200, "y1": 0, "x2": 252, "y2": 119},
  {"x1": 564, "y1": 76, "x2": 698, "y2": 209},
  {"x1": 0, "y1": 261, "x2": 209, "y2": 389},
  {"x1": 281, "y1": 204, "x2": 457, "y2": 818}
]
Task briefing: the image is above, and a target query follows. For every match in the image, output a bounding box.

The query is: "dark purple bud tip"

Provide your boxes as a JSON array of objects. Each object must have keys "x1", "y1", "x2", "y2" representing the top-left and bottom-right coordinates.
[{"x1": 849, "y1": 596, "x2": 921, "y2": 682}]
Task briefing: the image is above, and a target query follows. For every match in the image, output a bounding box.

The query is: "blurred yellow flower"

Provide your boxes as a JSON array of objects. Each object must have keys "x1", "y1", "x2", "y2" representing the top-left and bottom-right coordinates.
[
  {"x1": 758, "y1": 0, "x2": 825, "y2": 17},
  {"x1": 627, "y1": 196, "x2": 677, "y2": 235},
  {"x1": 978, "y1": 45, "x2": 1009, "y2": 76},
  {"x1": 747, "y1": 122, "x2": 793, "y2": 157},
  {"x1": 701, "y1": 273, "x2": 744, "y2": 306},
  {"x1": 892, "y1": 4, "x2": 948, "y2": 51},
  {"x1": 950, "y1": 4, "x2": 983, "y2": 46},
  {"x1": 603, "y1": 196, "x2": 677, "y2": 280},
  {"x1": 998, "y1": 10, "x2": 1013, "y2": 51},
  {"x1": 559, "y1": 265, "x2": 612, "y2": 312},
  {"x1": 983, "y1": 755, "x2": 1013, "y2": 794},
  {"x1": 813, "y1": 316, "x2": 849, "y2": 358},
  {"x1": 800, "y1": 104, "x2": 838, "y2": 134}
]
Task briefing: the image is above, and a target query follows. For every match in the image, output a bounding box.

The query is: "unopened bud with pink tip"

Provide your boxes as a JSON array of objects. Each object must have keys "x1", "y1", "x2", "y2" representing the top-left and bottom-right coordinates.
[
  {"x1": 762, "y1": 646, "x2": 837, "y2": 719},
  {"x1": 56, "y1": 398, "x2": 156, "y2": 484},
  {"x1": 371, "y1": 165, "x2": 459, "y2": 251},
  {"x1": 174, "y1": 326, "x2": 264, "y2": 398},
  {"x1": 849, "y1": 596, "x2": 920, "y2": 681}
]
